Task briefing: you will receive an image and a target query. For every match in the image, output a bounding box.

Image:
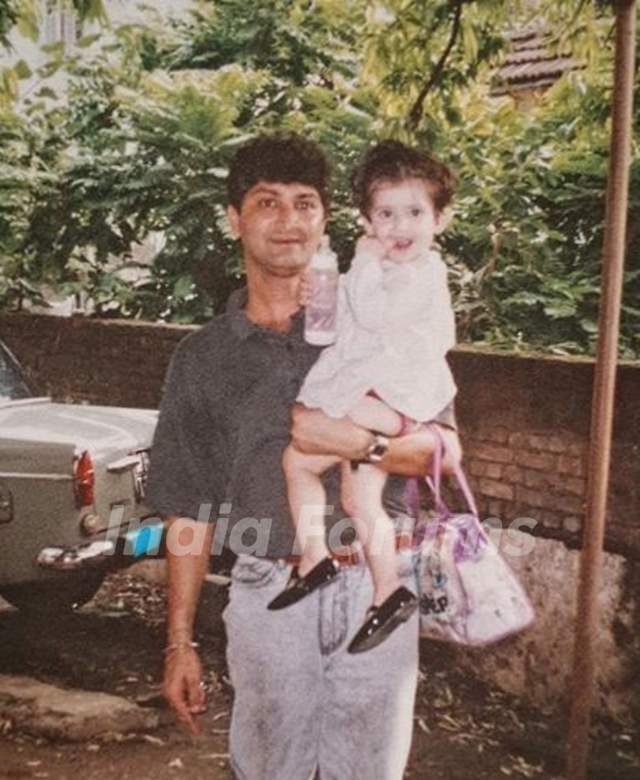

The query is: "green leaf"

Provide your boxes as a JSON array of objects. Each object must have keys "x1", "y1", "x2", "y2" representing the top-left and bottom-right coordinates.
[
  {"x1": 172, "y1": 275, "x2": 194, "y2": 299},
  {"x1": 13, "y1": 59, "x2": 32, "y2": 80},
  {"x1": 34, "y1": 86, "x2": 58, "y2": 99}
]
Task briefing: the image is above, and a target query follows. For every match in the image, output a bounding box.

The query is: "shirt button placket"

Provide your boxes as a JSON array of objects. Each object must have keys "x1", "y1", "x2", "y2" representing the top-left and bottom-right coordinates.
[{"x1": 282, "y1": 340, "x2": 301, "y2": 399}]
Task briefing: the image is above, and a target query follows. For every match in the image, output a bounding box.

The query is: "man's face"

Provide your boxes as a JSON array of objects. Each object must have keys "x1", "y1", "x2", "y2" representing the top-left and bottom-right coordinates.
[{"x1": 227, "y1": 181, "x2": 326, "y2": 277}]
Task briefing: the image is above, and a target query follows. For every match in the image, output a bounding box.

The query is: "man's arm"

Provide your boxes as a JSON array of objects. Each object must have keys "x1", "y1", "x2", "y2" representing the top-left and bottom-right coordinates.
[
  {"x1": 290, "y1": 404, "x2": 462, "y2": 475},
  {"x1": 162, "y1": 516, "x2": 214, "y2": 735}
]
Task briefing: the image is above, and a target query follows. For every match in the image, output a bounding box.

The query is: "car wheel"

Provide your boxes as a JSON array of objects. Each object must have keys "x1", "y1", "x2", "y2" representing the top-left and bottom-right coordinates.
[{"x1": 0, "y1": 573, "x2": 105, "y2": 614}]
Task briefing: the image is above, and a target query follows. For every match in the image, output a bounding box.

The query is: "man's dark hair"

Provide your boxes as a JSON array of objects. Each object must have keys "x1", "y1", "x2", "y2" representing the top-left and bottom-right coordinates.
[
  {"x1": 227, "y1": 133, "x2": 332, "y2": 211},
  {"x1": 351, "y1": 140, "x2": 457, "y2": 217}
]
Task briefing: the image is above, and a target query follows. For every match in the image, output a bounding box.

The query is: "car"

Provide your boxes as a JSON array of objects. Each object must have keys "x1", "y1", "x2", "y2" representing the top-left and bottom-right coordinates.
[{"x1": 0, "y1": 338, "x2": 163, "y2": 614}]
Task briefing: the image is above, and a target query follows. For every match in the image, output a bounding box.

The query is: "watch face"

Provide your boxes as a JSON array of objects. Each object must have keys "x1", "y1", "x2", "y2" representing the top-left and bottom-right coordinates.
[
  {"x1": 367, "y1": 435, "x2": 389, "y2": 462},
  {"x1": 370, "y1": 444, "x2": 387, "y2": 459}
]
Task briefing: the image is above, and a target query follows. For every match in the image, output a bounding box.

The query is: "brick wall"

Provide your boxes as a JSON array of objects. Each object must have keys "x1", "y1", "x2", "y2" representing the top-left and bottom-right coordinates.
[
  {"x1": 2, "y1": 312, "x2": 639, "y2": 558},
  {"x1": 448, "y1": 348, "x2": 640, "y2": 559},
  {"x1": 0, "y1": 312, "x2": 194, "y2": 409}
]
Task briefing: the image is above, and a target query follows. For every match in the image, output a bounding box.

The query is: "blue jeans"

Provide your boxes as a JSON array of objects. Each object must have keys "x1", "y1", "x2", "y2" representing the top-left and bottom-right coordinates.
[{"x1": 223, "y1": 547, "x2": 419, "y2": 780}]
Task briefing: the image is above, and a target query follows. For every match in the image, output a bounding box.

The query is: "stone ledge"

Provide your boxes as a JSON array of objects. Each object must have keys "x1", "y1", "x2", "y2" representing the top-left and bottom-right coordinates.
[
  {"x1": 0, "y1": 675, "x2": 159, "y2": 741},
  {"x1": 445, "y1": 533, "x2": 640, "y2": 725}
]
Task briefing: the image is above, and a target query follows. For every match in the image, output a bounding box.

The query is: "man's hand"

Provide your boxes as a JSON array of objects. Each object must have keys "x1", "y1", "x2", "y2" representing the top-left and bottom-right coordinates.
[
  {"x1": 298, "y1": 271, "x2": 312, "y2": 308},
  {"x1": 163, "y1": 646, "x2": 206, "y2": 735},
  {"x1": 163, "y1": 517, "x2": 213, "y2": 735},
  {"x1": 290, "y1": 404, "x2": 372, "y2": 461}
]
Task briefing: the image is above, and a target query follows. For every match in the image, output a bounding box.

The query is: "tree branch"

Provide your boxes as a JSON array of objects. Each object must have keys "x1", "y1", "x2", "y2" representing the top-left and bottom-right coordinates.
[{"x1": 408, "y1": 0, "x2": 464, "y2": 130}]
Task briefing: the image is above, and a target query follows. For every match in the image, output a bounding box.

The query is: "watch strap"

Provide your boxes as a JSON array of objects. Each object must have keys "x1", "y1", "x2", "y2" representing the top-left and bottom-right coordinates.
[{"x1": 350, "y1": 430, "x2": 390, "y2": 470}]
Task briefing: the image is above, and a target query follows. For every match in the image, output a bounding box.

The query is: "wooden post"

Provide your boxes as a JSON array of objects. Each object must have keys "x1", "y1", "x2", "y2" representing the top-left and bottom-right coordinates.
[{"x1": 566, "y1": 1, "x2": 636, "y2": 778}]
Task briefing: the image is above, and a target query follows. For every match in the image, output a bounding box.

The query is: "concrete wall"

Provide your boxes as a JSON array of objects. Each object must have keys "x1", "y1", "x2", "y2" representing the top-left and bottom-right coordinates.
[
  {"x1": 442, "y1": 532, "x2": 640, "y2": 725},
  {"x1": 2, "y1": 312, "x2": 640, "y2": 723}
]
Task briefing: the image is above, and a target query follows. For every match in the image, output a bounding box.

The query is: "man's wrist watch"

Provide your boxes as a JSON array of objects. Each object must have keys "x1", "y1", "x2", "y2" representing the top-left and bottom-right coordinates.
[{"x1": 364, "y1": 431, "x2": 390, "y2": 463}]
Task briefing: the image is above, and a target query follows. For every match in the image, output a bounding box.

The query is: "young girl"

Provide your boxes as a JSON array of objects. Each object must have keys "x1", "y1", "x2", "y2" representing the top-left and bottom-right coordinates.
[{"x1": 268, "y1": 140, "x2": 458, "y2": 653}]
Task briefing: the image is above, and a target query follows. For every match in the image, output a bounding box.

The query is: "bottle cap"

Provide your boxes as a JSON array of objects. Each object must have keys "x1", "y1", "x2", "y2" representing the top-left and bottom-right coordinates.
[{"x1": 311, "y1": 235, "x2": 338, "y2": 270}]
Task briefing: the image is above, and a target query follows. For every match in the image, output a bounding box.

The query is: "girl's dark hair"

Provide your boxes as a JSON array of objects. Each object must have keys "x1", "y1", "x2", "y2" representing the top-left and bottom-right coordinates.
[
  {"x1": 351, "y1": 140, "x2": 456, "y2": 216},
  {"x1": 227, "y1": 133, "x2": 332, "y2": 210}
]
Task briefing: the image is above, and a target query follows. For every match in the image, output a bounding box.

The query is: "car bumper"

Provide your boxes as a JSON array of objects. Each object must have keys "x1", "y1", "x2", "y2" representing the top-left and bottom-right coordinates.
[{"x1": 36, "y1": 519, "x2": 165, "y2": 572}]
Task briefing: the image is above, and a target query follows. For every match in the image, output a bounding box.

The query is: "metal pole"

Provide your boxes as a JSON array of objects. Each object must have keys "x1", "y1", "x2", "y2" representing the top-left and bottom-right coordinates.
[{"x1": 566, "y1": 1, "x2": 636, "y2": 778}]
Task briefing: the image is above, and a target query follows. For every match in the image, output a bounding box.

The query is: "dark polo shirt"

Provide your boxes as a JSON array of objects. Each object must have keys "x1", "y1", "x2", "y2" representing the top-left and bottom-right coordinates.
[{"x1": 147, "y1": 289, "x2": 455, "y2": 559}]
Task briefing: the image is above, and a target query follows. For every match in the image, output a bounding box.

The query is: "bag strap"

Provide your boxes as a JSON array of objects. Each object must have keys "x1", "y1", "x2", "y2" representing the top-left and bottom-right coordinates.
[
  {"x1": 426, "y1": 425, "x2": 479, "y2": 518},
  {"x1": 425, "y1": 428, "x2": 450, "y2": 516}
]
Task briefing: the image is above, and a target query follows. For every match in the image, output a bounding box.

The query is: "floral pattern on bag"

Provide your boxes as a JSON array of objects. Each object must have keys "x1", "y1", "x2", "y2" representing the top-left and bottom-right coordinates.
[{"x1": 414, "y1": 429, "x2": 535, "y2": 647}]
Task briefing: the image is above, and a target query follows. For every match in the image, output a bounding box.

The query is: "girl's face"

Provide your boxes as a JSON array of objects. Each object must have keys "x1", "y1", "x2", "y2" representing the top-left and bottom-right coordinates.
[{"x1": 365, "y1": 177, "x2": 447, "y2": 264}]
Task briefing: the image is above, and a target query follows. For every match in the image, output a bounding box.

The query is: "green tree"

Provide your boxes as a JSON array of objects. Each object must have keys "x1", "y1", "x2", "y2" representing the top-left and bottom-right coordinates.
[
  {"x1": 1, "y1": 0, "x2": 107, "y2": 47},
  {"x1": 0, "y1": 0, "x2": 18, "y2": 49},
  {"x1": 1, "y1": 0, "x2": 638, "y2": 359},
  {"x1": 1, "y1": 2, "x2": 374, "y2": 319}
]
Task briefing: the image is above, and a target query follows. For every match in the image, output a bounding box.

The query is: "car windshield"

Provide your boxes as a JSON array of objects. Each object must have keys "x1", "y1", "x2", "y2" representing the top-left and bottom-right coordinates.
[{"x1": 0, "y1": 343, "x2": 33, "y2": 401}]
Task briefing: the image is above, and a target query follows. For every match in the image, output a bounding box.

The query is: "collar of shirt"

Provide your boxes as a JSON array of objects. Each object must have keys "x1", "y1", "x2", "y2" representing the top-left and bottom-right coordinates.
[{"x1": 226, "y1": 287, "x2": 306, "y2": 342}]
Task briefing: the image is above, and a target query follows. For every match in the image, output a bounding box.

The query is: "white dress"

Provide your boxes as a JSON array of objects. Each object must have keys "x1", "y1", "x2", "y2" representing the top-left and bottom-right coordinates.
[{"x1": 298, "y1": 249, "x2": 457, "y2": 422}]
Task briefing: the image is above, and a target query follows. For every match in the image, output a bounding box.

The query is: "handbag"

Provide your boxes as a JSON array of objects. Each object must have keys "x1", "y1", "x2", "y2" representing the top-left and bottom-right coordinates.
[{"x1": 412, "y1": 427, "x2": 535, "y2": 647}]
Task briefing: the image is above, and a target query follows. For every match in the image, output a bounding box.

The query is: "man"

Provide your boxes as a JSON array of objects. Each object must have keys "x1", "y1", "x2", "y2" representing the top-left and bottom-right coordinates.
[{"x1": 148, "y1": 133, "x2": 461, "y2": 780}]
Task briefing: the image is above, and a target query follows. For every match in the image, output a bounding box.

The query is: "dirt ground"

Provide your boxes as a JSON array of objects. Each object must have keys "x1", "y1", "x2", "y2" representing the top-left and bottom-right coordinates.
[{"x1": 0, "y1": 573, "x2": 638, "y2": 780}]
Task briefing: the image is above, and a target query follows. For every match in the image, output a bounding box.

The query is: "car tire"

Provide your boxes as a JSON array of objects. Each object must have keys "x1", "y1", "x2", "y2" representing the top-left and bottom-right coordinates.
[{"x1": 0, "y1": 573, "x2": 105, "y2": 614}]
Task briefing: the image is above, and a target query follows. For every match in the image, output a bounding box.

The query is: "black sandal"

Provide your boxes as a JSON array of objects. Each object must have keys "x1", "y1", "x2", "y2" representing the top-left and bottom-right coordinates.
[{"x1": 267, "y1": 557, "x2": 339, "y2": 610}]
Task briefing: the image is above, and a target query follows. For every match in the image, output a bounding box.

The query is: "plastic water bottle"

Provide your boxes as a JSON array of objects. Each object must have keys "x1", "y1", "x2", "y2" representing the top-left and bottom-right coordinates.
[{"x1": 304, "y1": 235, "x2": 339, "y2": 345}]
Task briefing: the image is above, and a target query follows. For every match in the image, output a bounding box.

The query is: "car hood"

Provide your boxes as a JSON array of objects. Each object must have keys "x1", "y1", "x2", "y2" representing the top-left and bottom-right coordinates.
[{"x1": 0, "y1": 400, "x2": 157, "y2": 460}]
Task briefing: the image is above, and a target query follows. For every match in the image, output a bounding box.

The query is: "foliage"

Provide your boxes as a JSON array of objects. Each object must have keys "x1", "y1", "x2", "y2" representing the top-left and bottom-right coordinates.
[
  {"x1": 360, "y1": 0, "x2": 507, "y2": 137},
  {"x1": 1, "y1": 0, "x2": 108, "y2": 105},
  {"x1": 158, "y1": 0, "x2": 362, "y2": 85},
  {"x1": 0, "y1": 0, "x2": 19, "y2": 49},
  {"x1": 0, "y1": 0, "x2": 107, "y2": 48},
  {"x1": 358, "y1": 0, "x2": 640, "y2": 358},
  {"x1": 0, "y1": 0, "x2": 638, "y2": 360},
  {"x1": 0, "y1": 3, "x2": 374, "y2": 319},
  {"x1": 0, "y1": 105, "x2": 54, "y2": 307},
  {"x1": 440, "y1": 46, "x2": 640, "y2": 359}
]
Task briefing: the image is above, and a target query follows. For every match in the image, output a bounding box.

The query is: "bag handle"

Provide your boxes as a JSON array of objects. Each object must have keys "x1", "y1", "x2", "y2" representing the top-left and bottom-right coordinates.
[
  {"x1": 425, "y1": 425, "x2": 479, "y2": 519},
  {"x1": 425, "y1": 427, "x2": 450, "y2": 516}
]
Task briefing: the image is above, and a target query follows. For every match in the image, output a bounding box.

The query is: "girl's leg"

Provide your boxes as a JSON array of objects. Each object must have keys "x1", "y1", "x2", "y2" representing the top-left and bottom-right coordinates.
[
  {"x1": 341, "y1": 396, "x2": 405, "y2": 603},
  {"x1": 348, "y1": 463, "x2": 401, "y2": 605},
  {"x1": 282, "y1": 445, "x2": 340, "y2": 576},
  {"x1": 339, "y1": 460, "x2": 356, "y2": 518},
  {"x1": 348, "y1": 395, "x2": 404, "y2": 436}
]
